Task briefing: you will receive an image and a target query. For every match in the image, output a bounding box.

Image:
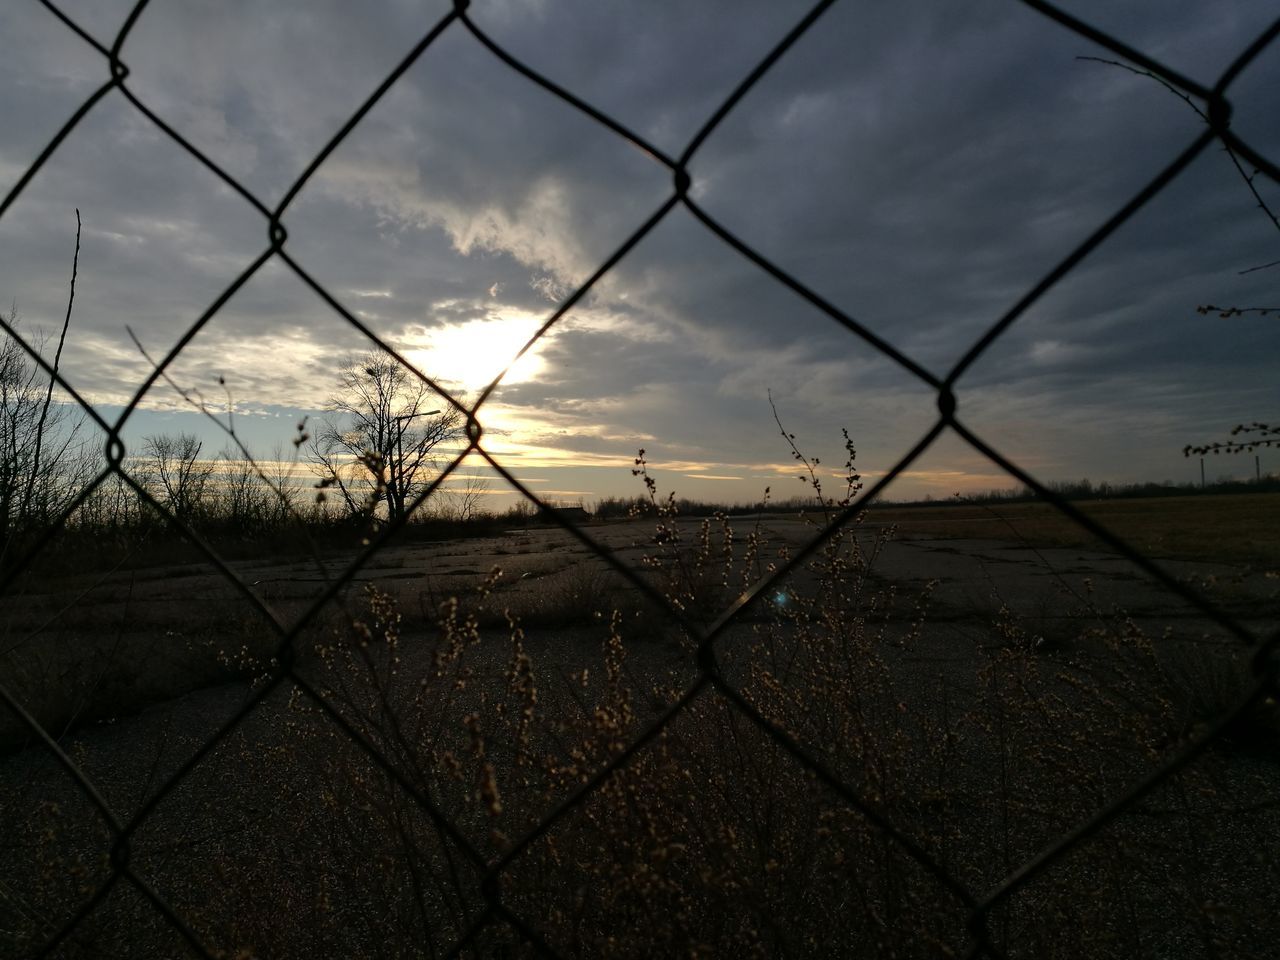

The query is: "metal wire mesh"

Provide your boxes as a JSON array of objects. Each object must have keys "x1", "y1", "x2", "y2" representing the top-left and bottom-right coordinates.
[{"x1": 2, "y1": 1, "x2": 1278, "y2": 957}]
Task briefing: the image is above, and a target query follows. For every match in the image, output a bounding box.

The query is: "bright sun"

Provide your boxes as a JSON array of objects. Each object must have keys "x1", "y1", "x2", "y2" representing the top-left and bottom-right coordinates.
[{"x1": 406, "y1": 314, "x2": 548, "y2": 395}]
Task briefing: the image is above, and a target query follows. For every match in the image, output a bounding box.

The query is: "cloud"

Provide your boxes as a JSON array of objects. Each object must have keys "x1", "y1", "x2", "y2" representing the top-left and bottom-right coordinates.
[{"x1": 0, "y1": 1, "x2": 1276, "y2": 505}]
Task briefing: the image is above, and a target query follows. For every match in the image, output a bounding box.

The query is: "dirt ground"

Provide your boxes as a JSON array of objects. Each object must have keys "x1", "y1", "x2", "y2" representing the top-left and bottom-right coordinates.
[{"x1": 3, "y1": 514, "x2": 1278, "y2": 957}]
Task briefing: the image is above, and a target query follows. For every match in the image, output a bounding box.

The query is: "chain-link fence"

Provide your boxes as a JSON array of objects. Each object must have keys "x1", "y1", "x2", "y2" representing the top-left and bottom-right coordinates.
[{"x1": 3, "y1": 1, "x2": 1279, "y2": 957}]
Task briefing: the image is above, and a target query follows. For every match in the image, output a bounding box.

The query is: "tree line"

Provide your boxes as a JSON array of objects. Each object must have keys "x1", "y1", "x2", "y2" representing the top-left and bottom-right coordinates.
[{"x1": 0, "y1": 325, "x2": 520, "y2": 567}]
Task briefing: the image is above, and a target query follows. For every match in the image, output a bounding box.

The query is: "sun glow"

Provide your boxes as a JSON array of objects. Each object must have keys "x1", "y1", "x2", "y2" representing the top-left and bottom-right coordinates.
[{"x1": 406, "y1": 314, "x2": 548, "y2": 394}]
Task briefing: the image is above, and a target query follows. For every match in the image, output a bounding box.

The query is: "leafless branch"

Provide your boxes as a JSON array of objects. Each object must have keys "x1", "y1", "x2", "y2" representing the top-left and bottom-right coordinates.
[{"x1": 1079, "y1": 56, "x2": 1280, "y2": 272}]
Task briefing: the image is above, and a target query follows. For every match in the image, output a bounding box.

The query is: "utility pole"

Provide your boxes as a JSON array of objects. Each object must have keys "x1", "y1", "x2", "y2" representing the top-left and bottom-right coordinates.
[{"x1": 1200, "y1": 457, "x2": 1205, "y2": 489}]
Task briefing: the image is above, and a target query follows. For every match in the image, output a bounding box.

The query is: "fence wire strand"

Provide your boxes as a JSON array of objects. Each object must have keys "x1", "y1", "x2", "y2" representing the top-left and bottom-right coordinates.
[{"x1": 2, "y1": 1, "x2": 1278, "y2": 957}]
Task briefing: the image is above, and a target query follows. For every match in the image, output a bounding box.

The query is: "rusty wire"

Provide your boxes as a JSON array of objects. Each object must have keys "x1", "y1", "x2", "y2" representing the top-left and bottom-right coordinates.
[{"x1": 2, "y1": 1, "x2": 1278, "y2": 957}]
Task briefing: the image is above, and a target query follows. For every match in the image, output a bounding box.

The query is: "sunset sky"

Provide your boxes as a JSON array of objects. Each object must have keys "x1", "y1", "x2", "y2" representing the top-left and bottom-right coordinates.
[{"x1": 2, "y1": 1, "x2": 1277, "y2": 511}]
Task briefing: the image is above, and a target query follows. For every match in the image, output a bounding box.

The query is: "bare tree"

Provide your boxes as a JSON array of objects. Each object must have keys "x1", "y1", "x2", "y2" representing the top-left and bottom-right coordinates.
[
  {"x1": 0, "y1": 329, "x2": 47, "y2": 541},
  {"x1": 217, "y1": 449, "x2": 267, "y2": 529},
  {"x1": 0, "y1": 213, "x2": 95, "y2": 548},
  {"x1": 310, "y1": 353, "x2": 464, "y2": 522},
  {"x1": 0, "y1": 315, "x2": 94, "y2": 546},
  {"x1": 139, "y1": 433, "x2": 213, "y2": 525},
  {"x1": 209, "y1": 445, "x2": 302, "y2": 531},
  {"x1": 259, "y1": 444, "x2": 302, "y2": 528},
  {"x1": 448, "y1": 470, "x2": 492, "y2": 523},
  {"x1": 76, "y1": 470, "x2": 142, "y2": 534}
]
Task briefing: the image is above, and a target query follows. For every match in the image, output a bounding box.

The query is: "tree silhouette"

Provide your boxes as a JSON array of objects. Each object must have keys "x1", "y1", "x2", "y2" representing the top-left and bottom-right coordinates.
[
  {"x1": 138, "y1": 432, "x2": 212, "y2": 525},
  {"x1": 310, "y1": 353, "x2": 464, "y2": 522}
]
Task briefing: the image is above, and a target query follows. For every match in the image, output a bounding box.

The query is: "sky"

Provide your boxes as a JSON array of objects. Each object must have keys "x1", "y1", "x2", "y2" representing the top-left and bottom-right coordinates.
[{"x1": 1, "y1": 0, "x2": 1278, "y2": 512}]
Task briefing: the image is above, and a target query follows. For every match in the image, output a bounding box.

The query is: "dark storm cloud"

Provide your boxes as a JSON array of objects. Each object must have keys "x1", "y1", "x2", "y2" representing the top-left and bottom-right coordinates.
[{"x1": 0, "y1": 1, "x2": 1276, "y2": 497}]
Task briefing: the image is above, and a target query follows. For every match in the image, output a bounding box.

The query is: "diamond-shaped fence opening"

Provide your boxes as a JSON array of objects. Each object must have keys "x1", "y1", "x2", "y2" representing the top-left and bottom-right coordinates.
[{"x1": 1, "y1": 2, "x2": 1278, "y2": 958}]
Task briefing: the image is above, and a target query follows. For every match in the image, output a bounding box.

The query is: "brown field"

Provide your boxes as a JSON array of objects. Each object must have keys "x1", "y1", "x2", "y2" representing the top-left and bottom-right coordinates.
[{"x1": 866, "y1": 492, "x2": 1280, "y2": 568}]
